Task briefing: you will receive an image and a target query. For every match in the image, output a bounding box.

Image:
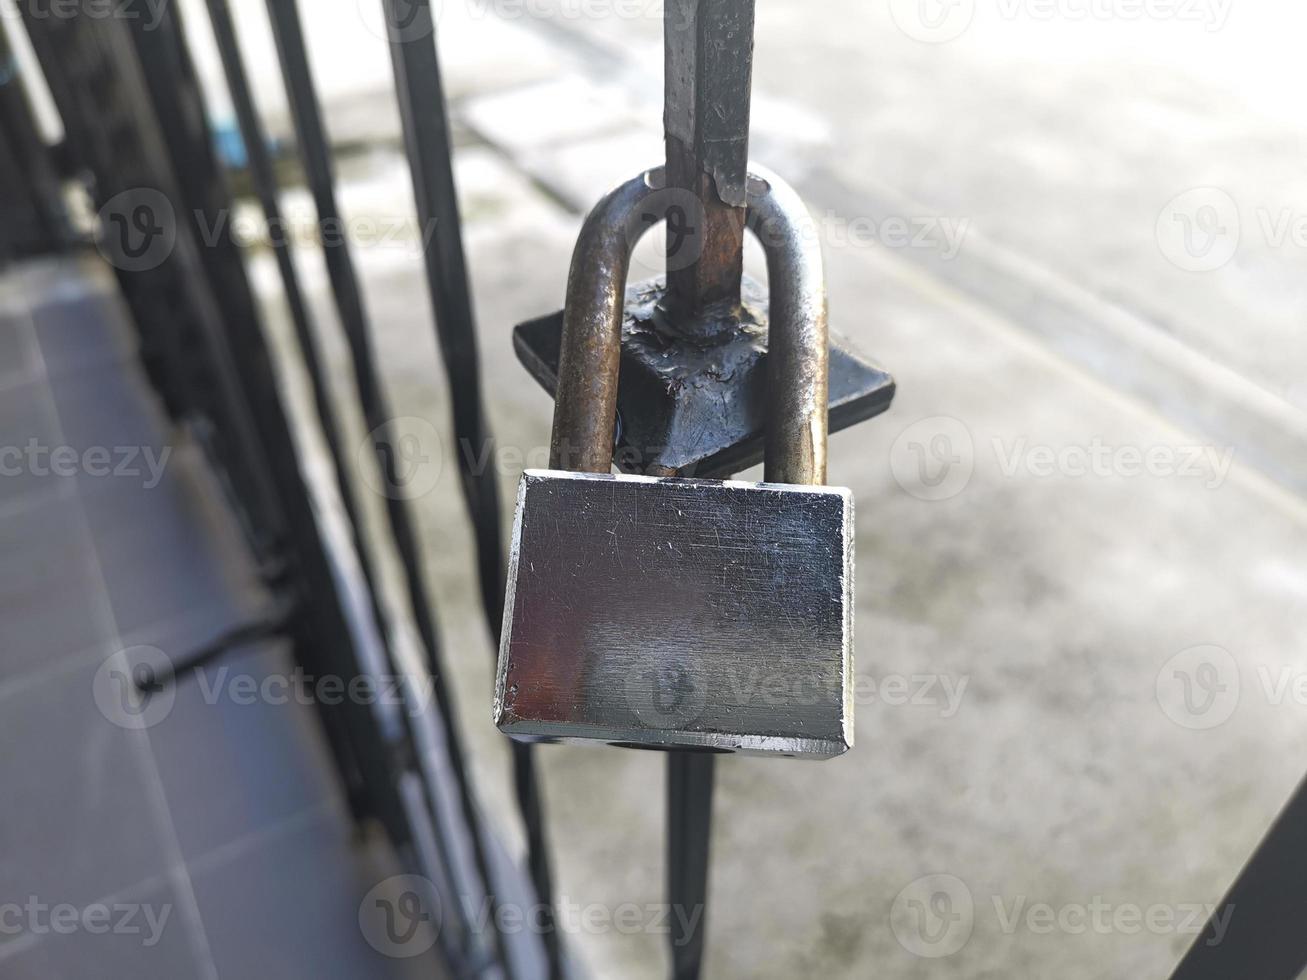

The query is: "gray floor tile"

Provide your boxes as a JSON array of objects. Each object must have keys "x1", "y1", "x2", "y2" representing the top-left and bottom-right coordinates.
[
  {"x1": 44, "y1": 361, "x2": 170, "y2": 476},
  {"x1": 0, "y1": 309, "x2": 37, "y2": 390},
  {"x1": 0, "y1": 659, "x2": 173, "y2": 912},
  {"x1": 147, "y1": 639, "x2": 340, "y2": 862},
  {"x1": 77, "y1": 471, "x2": 246, "y2": 637},
  {"x1": 189, "y1": 808, "x2": 448, "y2": 980},
  {"x1": 0, "y1": 379, "x2": 66, "y2": 511},
  {"x1": 0, "y1": 880, "x2": 204, "y2": 980},
  {"x1": 31, "y1": 291, "x2": 137, "y2": 382},
  {"x1": 0, "y1": 491, "x2": 111, "y2": 679}
]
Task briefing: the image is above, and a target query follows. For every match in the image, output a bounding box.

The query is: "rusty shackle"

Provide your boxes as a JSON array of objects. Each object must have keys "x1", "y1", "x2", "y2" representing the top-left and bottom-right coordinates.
[{"x1": 549, "y1": 164, "x2": 829, "y2": 486}]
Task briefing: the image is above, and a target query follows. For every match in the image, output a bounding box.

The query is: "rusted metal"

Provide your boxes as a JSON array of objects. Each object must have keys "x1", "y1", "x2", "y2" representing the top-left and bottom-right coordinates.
[
  {"x1": 514, "y1": 297, "x2": 894, "y2": 479},
  {"x1": 550, "y1": 164, "x2": 849, "y2": 487},
  {"x1": 550, "y1": 168, "x2": 663, "y2": 472},
  {"x1": 662, "y1": 0, "x2": 756, "y2": 330},
  {"x1": 748, "y1": 165, "x2": 829, "y2": 486}
]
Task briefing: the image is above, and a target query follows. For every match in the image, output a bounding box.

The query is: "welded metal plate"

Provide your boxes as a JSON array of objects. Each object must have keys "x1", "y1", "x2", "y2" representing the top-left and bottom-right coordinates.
[
  {"x1": 513, "y1": 279, "x2": 896, "y2": 478},
  {"x1": 494, "y1": 470, "x2": 854, "y2": 759}
]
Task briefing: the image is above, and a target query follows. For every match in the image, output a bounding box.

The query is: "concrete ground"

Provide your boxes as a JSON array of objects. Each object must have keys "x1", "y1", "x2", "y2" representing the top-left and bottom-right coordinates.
[{"x1": 168, "y1": 1, "x2": 1307, "y2": 977}]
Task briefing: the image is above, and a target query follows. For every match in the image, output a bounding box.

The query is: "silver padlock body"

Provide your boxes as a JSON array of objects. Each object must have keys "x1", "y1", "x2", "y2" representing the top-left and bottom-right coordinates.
[{"x1": 494, "y1": 470, "x2": 854, "y2": 759}]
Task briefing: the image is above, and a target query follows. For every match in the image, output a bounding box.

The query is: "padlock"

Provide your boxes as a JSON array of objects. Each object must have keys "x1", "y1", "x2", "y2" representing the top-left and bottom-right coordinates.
[{"x1": 493, "y1": 165, "x2": 854, "y2": 759}]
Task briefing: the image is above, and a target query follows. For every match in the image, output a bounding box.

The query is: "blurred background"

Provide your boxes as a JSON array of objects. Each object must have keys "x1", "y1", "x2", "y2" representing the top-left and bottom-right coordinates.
[{"x1": 2, "y1": 1, "x2": 1307, "y2": 978}]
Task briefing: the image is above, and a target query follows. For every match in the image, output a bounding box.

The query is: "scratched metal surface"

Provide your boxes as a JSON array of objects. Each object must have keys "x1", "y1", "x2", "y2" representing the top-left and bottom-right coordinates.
[{"x1": 495, "y1": 470, "x2": 854, "y2": 759}]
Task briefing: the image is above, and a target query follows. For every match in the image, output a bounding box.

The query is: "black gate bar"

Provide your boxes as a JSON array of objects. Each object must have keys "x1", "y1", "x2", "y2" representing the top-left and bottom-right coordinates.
[
  {"x1": 377, "y1": 2, "x2": 563, "y2": 975},
  {"x1": 0, "y1": 23, "x2": 66, "y2": 258},
  {"x1": 662, "y1": 3, "x2": 757, "y2": 977},
  {"x1": 261, "y1": 0, "x2": 509, "y2": 971},
  {"x1": 195, "y1": 0, "x2": 483, "y2": 965},
  {"x1": 17, "y1": 0, "x2": 422, "y2": 886}
]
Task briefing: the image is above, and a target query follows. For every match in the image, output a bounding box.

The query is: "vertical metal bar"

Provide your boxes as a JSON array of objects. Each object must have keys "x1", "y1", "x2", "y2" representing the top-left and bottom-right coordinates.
[
  {"x1": 198, "y1": 0, "x2": 393, "y2": 699},
  {"x1": 122, "y1": 7, "x2": 496, "y2": 964},
  {"x1": 0, "y1": 23, "x2": 65, "y2": 257},
  {"x1": 14, "y1": 5, "x2": 189, "y2": 420},
  {"x1": 376, "y1": 4, "x2": 564, "y2": 975},
  {"x1": 667, "y1": 753, "x2": 715, "y2": 980},
  {"x1": 663, "y1": 0, "x2": 755, "y2": 330},
  {"x1": 378, "y1": 0, "x2": 503, "y2": 627},
  {"x1": 197, "y1": 2, "x2": 475, "y2": 961},
  {"x1": 664, "y1": 171, "x2": 825, "y2": 978},
  {"x1": 118, "y1": 0, "x2": 291, "y2": 560},
  {"x1": 662, "y1": 4, "x2": 755, "y2": 975},
  {"x1": 21, "y1": 0, "x2": 425, "y2": 866},
  {"x1": 261, "y1": 1, "x2": 509, "y2": 970},
  {"x1": 749, "y1": 167, "x2": 830, "y2": 487},
  {"x1": 199, "y1": 0, "x2": 336, "y2": 507},
  {"x1": 549, "y1": 172, "x2": 656, "y2": 473}
]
